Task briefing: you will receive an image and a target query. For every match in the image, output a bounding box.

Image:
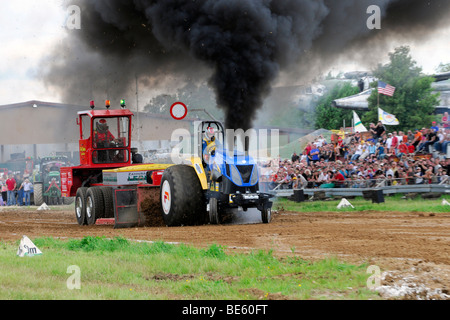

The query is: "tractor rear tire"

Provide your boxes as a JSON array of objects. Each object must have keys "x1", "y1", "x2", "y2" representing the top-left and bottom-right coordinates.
[
  {"x1": 75, "y1": 187, "x2": 88, "y2": 226},
  {"x1": 261, "y1": 206, "x2": 272, "y2": 224},
  {"x1": 33, "y1": 183, "x2": 44, "y2": 206},
  {"x1": 160, "y1": 165, "x2": 206, "y2": 227},
  {"x1": 209, "y1": 198, "x2": 219, "y2": 225},
  {"x1": 86, "y1": 187, "x2": 104, "y2": 225}
]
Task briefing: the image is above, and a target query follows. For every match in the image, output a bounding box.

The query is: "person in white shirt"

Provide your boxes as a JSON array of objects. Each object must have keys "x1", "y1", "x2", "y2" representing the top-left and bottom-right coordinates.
[
  {"x1": 396, "y1": 131, "x2": 405, "y2": 145},
  {"x1": 385, "y1": 133, "x2": 393, "y2": 150},
  {"x1": 317, "y1": 170, "x2": 329, "y2": 183},
  {"x1": 359, "y1": 142, "x2": 370, "y2": 161},
  {"x1": 385, "y1": 165, "x2": 395, "y2": 178},
  {"x1": 414, "y1": 167, "x2": 424, "y2": 184},
  {"x1": 350, "y1": 143, "x2": 363, "y2": 161},
  {"x1": 315, "y1": 135, "x2": 327, "y2": 148},
  {"x1": 19, "y1": 178, "x2": 33, "y2": 206}
]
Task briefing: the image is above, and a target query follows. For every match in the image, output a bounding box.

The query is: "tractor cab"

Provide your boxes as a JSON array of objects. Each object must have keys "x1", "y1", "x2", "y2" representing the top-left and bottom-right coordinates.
[
  {"x1": 78, "y1": 100, "x2": 133, "y2": 167},
  {"x1": 61, "y1": 99, "x2": 145, "y2": 199}
]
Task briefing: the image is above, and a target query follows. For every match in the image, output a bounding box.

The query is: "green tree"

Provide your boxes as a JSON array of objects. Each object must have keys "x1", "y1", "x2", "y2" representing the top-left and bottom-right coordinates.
[
  {"x1": 363, "y1": 46, "x2": 440, "y2": 132},
  {"x1": 436, "y1": 62, "x2": 450, "y2": 73},
  {"x1": 268, "y1": 104, "x2": 317, "y2": 129},
  {"x1": 315, "y1": 82, "x2": 361, "y2": 130}
]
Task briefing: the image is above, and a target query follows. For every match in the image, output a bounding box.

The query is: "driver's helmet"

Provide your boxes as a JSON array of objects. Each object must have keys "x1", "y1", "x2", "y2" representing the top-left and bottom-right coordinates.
[
  {"x1": 204, "y1": 127, "x2": 215, "y2": 141},
  {"x1": 97, "y1": 119, "x2": 108, "y2": 133}
]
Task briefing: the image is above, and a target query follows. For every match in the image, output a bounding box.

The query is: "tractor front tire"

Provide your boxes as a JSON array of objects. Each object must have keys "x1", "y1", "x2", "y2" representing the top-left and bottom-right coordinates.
[
  {"x1": 261, "y1": 206, "x2": 272, "y2": 224},
  {"x1": 75, "y1": 187, "x2": 88, "y2": 226},
  {"x1": 209, "y1": 198, "x2": 219, "y2": 225},
  {"x1": 160, "y1": 165, "x2": 206, "y2": 227}
]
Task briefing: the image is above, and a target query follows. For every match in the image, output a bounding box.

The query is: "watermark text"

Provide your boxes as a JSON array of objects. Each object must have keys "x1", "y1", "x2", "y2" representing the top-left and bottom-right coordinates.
[{"x1": 65, "y1": 5, "x2": 81, "y2": 30}]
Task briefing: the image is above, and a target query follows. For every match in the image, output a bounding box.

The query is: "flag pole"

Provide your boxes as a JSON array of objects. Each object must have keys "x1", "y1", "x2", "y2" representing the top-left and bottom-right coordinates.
[
  {"x1": 377, "y1": 90, "x2": 380, "y2": 109},
  {"x1": 377, "y1": 89, "x2": 380, "y2": 124},
  {"x1": 376, "y1": 81, "x2": 380, "y2": 122},
  {"x1": 352, "y1": 113, "x2": 355, "y2": 134}
]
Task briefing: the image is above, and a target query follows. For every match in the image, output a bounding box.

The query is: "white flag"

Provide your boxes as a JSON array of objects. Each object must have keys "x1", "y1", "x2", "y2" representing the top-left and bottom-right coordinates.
[
  {"x1": 37, "y1": 203, "x2": 50, "y2": 211},
  {"x1": 353, "y1": 111, "x2": 368, "y2": 133},
  {"x1": 337, "y1": 198, "x2": 354, "y2": 209},
  {"x1": 17, "y1": 236, "x2": 43, "y2": 257},
  {"x1": 378, "y1": 108, "x2": 399, "y2": 126}
]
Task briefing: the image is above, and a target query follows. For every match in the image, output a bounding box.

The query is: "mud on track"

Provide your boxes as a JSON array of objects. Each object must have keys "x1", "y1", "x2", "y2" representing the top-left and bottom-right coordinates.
[{"x1": 1, "y1": 206, "x2": 449, "y2": 299}]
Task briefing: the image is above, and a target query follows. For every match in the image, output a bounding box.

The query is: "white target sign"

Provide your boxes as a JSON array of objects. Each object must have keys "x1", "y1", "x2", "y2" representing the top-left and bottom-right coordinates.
[{"x1": 170, "y1": 102, "x2": 188, "y2": 120}]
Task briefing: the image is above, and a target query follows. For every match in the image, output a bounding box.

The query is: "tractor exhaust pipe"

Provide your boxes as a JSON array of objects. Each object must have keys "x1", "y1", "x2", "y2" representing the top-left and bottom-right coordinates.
[{"x1": 225, "y1": 129, "x2": 257, "y2": 159}]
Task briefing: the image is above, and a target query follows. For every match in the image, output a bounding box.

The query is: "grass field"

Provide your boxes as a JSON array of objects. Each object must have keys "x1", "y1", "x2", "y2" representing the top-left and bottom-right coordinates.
[
  {"x1": 274, "y1": 194, "x2": 450, "y2": 213},
  {"x1": 0, "y1": 236, "x2": 380, "y2": 300},
  {"x1": 1, "y1": 195, "x2": 447, "y2": 300}
]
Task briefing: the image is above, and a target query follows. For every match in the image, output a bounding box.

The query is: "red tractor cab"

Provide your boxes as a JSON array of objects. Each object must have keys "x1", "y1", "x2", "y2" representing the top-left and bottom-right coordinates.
[{"x1": 61, "y1": 100, "x2": 138, "y2": 198}]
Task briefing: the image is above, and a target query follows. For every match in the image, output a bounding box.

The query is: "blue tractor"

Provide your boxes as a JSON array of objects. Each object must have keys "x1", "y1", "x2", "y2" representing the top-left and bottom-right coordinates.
[{"x1": 160, "y1": 121, "x2": 273, "y2": 226}]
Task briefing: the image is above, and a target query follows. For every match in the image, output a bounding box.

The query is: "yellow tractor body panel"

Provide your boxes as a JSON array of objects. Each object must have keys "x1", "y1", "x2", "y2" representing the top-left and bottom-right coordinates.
[
  {"x1": 103, "y1": 163, "x2": 174, "y2": 173},
  {"x1": 185, "y1": 157, "x2": 208, "y2": 190}
]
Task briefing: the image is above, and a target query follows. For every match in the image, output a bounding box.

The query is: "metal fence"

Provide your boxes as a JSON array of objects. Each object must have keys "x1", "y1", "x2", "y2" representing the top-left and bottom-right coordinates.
[{"x1": 264, "y1": 176, "x2": 450, "y2": 199}]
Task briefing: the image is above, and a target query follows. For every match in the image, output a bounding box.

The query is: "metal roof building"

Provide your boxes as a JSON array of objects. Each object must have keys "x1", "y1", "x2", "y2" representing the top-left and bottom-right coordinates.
[
  {"x1": 0, "y1": 100, "x2": 310, "y2": 164},
  {"x1": 0, "y1": 100, "x2": 192, "y2": 163}
]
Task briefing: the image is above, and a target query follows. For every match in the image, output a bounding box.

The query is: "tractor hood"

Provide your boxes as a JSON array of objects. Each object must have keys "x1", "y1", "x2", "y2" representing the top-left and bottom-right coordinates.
[
  {"x1": 48, "y1": 171, "x2": 61, "y2": 178},
  {"x1": 214, "y1": 148, "x2": 256, "y2": 166},
  {"x1": 211, "y1": 149, "x2": 259, "y2": 187}
]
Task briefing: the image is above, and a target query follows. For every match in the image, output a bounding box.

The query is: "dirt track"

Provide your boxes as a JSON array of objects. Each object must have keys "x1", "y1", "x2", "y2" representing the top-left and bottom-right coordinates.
[{"x1": 1, "y1": 206, "x2": 449, "y2": 299}]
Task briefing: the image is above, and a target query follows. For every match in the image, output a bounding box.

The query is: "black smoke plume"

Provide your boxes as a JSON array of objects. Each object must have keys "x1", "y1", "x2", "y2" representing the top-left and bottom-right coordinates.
[{"x1": 43, "y1": 0, "x2": 450, "y2": 130}]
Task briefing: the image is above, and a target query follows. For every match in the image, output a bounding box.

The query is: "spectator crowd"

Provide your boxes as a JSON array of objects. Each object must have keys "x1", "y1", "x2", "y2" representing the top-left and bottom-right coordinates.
[
  {"x1": 260, "y1": 117, "x2": 450, "y2": 190},
  {"x1": 0, "y1": 173, "x2": 33, "y2": 207}
]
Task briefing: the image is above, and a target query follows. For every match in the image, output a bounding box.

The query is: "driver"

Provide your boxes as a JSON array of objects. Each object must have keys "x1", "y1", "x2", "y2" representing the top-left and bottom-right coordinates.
[
  {"x1": 202, "y1": 127, "x2": 217, "y2": 165},
  {"x1": 94, "y1": 119, "x2": 115, "y2": 148}
]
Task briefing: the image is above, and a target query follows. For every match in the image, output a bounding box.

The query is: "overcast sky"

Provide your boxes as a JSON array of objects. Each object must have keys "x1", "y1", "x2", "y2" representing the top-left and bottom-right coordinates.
[
  {"x1": 0, "y1": 0, "x2": 449, "y2": 105},
  {"x1": 0, "y1": 0, "x2": 66, "y2": 104}
]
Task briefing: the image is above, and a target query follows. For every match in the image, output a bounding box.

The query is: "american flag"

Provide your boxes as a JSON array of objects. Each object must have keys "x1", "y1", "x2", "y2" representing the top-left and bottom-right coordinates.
[{"x1": 378, "y1": 81, "x2": 396, "y2": 96}]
